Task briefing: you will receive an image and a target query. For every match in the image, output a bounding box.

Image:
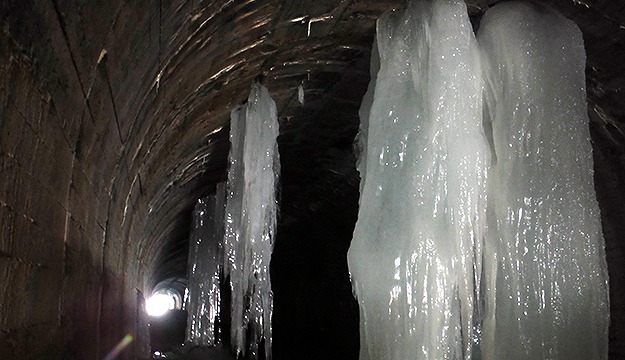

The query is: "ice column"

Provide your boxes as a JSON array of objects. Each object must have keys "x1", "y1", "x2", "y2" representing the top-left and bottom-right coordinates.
[
  {"x1": 478, "y1": 2, "x2": 609, "y2": 359},
  {"x1": 185, "y1": 183, "x2": 226, "y2": 346},
  {"x1": 347, "y1": 1, "x2": 489, "y2": 359},
  {"x1": 224, "y1": 83, "x2": 280, "y2": 359}
]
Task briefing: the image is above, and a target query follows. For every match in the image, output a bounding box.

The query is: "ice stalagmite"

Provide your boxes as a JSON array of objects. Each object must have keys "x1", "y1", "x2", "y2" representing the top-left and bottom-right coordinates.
[
  {"x1": 185, "y1": 184, "x2": 226, "y2": 346},
  {"x1": 478, "y1": 2, "x2": 609, "y2": 359},
  {"x1": 347, "y1": 1, "x2": 489, "y2": 359},
  {"x1": 224, "y1": 83, "x2": 280, "y2": 359}
]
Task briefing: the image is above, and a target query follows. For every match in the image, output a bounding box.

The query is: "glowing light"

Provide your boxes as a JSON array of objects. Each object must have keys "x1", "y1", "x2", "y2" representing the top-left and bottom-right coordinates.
[{"x1": 146, "y1": 293, "x2": 175, "y2": 317}]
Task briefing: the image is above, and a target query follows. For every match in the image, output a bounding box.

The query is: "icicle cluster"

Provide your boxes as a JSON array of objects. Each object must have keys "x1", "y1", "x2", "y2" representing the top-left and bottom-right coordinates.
[
  {"x1": 348, "y1": 1, "x2": 609, "y2": 359},
  {"x1": 349, "y1": 1, "x2": 487, "y2": 358},
  {"x1": 479, "y1": 3, "x2": 609, "y2": 358},
  {"x1": 186, "y1": 183, "x2": 226, "y2": 346},
  {"x1": 224, "y1": 83, "x2": 280, "y2": 359}
]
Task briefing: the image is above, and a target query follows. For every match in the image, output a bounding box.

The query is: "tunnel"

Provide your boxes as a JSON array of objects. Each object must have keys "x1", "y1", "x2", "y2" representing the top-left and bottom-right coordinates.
[{"x1": 0, "y1": 0, "x2": 623, "y2": 359}]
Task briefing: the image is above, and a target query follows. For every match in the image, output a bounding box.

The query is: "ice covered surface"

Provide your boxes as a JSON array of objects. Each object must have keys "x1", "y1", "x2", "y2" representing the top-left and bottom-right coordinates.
[
  {"x1": 298, "y1": 84, "x2": 305, "y2": 105},
  {"x1": 224, "y1": 83, "x2": 280, "y2": 359},
  {"x1": 347, "y1": 1, "x2": 489, "y2": 359},
  {"x1": 350, "y1": 0, "x2": 609, "y2": 359},
  {"x1": 185, "y1": 184, "x2": 226, "y2": 346},
  {"x1": 478, "y1": 2, "x2": 609, "y2": 359},
  {"x1": 354, "y1": 37, "x2": 379, "y2": 191}
]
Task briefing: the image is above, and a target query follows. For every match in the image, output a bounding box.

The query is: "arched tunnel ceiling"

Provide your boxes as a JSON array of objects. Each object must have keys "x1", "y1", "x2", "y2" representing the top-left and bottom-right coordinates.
[
  {"x1": 0, "y1": 0, "x2": 619, "y2": 278},
  {"x1": 136, "y1": 0, "x2": 625, "y2": 287},
  {"x1": 1, "y1": 0, "x2": 624, "y2": 356}
]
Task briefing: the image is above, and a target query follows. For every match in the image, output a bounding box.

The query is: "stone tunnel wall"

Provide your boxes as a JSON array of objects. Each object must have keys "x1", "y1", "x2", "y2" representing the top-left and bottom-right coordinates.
[
  {"x1": 0, "y1": 0, "x2": 399, "y2": 356},
  {"x1": 0, "y1": 0, "x2": 155, "y2": 357},
  {"x1": 0, "y1": 0, "x2": 624, "y2": 359},
  {"x1": 0, "y1": 0, "x2": 278, "y2": 357}
]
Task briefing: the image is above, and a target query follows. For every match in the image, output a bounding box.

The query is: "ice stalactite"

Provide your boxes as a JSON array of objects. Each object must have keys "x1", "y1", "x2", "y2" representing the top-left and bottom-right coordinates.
[
  {"x1": 224, "y1": 83, "x2": 280, "y2": 359},
  {"x1": 479, "y1": 2, "x2": 609, "y2": 359},
  {"x1": 354, "y1": 36, "x2": 379, "y2": 192},
  {"x1": 185, "y1": 183, "x2": 226, "y2": 346},
  {"x1": 347, "y1": 1, "x2": 489, "y2": 359},
  {"x1": 349, "y1": 0, "x2": 609, "y2": 359}
]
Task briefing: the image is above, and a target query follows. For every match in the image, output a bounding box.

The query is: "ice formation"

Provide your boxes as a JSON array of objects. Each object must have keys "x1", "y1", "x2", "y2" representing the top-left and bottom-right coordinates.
[
  {"x1": 479, "y1": 2, "x2": 609, "y2": 359},
  {"x1": 185, "y1": 184, "x2": 226, "y2": 346},
  {"x1": 298, "y1": 84, "x2": 305, "y2": 105},
  {"x1": 223, "y1": 83, "x2": 280, "y2": 359},
  {"x1": 348, "y1": 1, "x2": 489, "y2": 358},
  {"x1": 349, "y1": 0, "x2": 609, "y2": 359}
]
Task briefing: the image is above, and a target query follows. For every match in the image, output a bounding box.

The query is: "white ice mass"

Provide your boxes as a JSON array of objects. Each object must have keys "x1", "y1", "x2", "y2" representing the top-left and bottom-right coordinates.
[
  {"x1": 185, "y1": 84, "x2": 280, "y2": 358},
  {"x1": 348, "y1": 0, "x2": 609, "y2": 359},
  {"x1": 349, "y1": 1, "x2": 488, "y2": 358},
  {"x1": 479, "y1": 2, "x2": 609, "y2": 359},
  {"x1": 185, "y1": 186, "x2": 225, "y2": 346},
  {"x1": 223, "y1": 83, "x2": 280, "y2": 359}
]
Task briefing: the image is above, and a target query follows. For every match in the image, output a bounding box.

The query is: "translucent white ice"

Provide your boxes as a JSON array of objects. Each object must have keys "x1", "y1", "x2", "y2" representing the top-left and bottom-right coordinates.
[
  {"x1": 224, "y1": 83, "x2": 280, "y2": 359},
  {"x1": 348, "y1": 1, "x2": 489, "y2": 358},
  {"x1": 298, "y1": 84, "x2": 305, "y2": 105},
  {"x1": 479, "y1": 2, "x2": 609, "y2": 359},
  {"x1": 349, "y1": 1, "x2": 609, "y2": 359},
  {"x1": 185, "y1": 184, "x2": 226, "y2": 346}
]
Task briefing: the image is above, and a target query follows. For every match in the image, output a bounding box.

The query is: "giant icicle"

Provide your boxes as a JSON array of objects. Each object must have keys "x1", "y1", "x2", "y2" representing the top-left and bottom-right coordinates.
[
  {"x1": 479, "y1": 2, "x2": 609, "y2": 359},
  {"x1": 349, "y1": 1, "x2": 609, "y2": 359},
  {"x1": 185, "y1": 184, "x2": 226, "y2": 346},
  {"x1": 348, "y1": 1, "x2": 489, "y2": 359},
  {"x1": 224, "y1": 83, "x2": 280, "y2": 359}
]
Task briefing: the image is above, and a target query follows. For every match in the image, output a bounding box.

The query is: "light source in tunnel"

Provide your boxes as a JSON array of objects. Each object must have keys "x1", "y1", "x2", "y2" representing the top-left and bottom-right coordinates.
[{"x1": 146, "y1": 290, "x2": 179, "y2": 317}]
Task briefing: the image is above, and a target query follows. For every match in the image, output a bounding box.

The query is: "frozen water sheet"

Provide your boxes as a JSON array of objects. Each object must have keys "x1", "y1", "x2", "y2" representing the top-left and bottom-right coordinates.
[
  {"x1": 479, "y1": 2, "x2": 609, "y2": 359},
  {"x1": 350, "y1": 0, "x2": 609, "y2": 359},
  {"x1": 185, "y1": 187, "x2": 225, "y2": 346},
  {"x1": 348, "y1": 1, "x2": 489, "y2": 359},
  {"x1": 224, "y1": 83, "x2": 280, "y2": 359}
]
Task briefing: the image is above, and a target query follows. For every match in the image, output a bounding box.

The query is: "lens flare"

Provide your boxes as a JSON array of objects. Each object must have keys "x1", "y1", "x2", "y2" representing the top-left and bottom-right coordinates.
[{"x1": 103, "y1": 334, "x2": 133, "y2": 360}]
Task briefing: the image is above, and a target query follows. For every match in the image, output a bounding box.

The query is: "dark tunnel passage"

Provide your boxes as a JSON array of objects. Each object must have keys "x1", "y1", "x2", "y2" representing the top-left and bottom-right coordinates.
[{"x1": 0, "y1": 0, "x2": 624, "y2": 359}]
